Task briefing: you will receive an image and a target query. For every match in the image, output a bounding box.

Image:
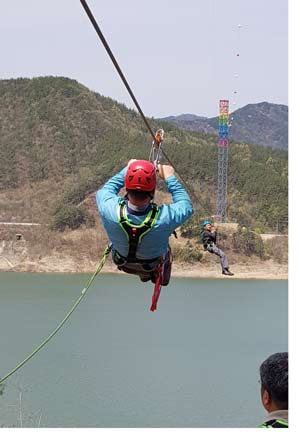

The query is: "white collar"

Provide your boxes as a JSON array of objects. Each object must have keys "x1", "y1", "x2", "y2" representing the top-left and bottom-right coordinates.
[{"x1": 127, "y1": 200, "x2": 150, "y2": 213}]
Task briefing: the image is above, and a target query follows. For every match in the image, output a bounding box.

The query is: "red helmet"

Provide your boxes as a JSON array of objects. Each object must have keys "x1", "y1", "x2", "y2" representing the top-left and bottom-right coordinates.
[{"x1": 125, "y1": 160, "x2": 156, "y2": 192}]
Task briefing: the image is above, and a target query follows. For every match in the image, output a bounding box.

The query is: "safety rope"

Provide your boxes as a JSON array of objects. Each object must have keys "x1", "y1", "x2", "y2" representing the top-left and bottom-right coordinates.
[
  {"x1": 0, "y1": 245, "x2": 111, "y2": 385},
  {"x1": 150, "y1": 264, "x2": 162, "y2": 312},
  {"x1": 79, "y1": 0, "x2": 207, "y2": 213}
]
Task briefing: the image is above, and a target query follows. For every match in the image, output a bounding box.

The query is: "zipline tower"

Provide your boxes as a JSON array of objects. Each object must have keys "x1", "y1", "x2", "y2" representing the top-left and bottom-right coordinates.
[{"x1": 216, "y1": 100, "x2": 229, "y2": 222}]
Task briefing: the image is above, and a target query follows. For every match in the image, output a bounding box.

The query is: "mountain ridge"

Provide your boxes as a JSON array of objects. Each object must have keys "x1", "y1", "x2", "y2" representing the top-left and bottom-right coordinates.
[{"x1": 160, "y1": 102, "x2": 288, "y2": 150}]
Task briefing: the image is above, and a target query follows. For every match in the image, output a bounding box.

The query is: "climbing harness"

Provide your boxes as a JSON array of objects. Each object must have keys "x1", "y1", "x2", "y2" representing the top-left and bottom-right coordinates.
[
  {"x1": 0, "y1": 245, "x2": 111, "y2": 385},
  {"x1": 260, "y1": 419, "x2": 288, "y2": 428},
  {"x1": 118, "y1": 200, "x2": 160, "y2": 262},
  {"x1": 116, "y1": 199, "x2": 168, "y2": 311},
  {"x1": 113, "y1": 198, "x2": 173, "y2": 311}
]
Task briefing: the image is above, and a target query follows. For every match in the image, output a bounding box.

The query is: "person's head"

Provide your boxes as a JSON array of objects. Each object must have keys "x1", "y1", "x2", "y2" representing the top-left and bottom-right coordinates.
[
  {"x1": 125, "y1": 160, "x2": 156, "y2": 206},
  {"x1": 259, "y1": 352, "x2": 288, "y2": 412},
  {"x1": 202, "y1": 220, "x2": 212, "y2": 231}
]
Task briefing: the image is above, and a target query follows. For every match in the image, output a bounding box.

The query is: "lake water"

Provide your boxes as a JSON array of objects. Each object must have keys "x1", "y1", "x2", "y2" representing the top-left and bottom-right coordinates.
[{"x1": 0, "y1": 273, "x2": 288, "y2": 428}]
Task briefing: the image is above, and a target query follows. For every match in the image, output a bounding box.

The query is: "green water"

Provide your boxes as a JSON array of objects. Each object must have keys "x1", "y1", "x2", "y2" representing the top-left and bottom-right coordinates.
[{"x1": 0, "y1": 273, "x2": 288, "y2": 427}]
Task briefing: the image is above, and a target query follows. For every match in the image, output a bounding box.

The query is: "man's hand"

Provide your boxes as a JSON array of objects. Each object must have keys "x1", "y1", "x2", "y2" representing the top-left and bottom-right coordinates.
[{"x1": 157, "y1": 163, "x2": 175, "y2": 180}]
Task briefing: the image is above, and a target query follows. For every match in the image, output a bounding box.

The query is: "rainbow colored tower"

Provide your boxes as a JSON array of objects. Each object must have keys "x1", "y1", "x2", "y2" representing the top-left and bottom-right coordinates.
[{"x1": 217, "y1": 100, "x2": 229, "y2": 222}]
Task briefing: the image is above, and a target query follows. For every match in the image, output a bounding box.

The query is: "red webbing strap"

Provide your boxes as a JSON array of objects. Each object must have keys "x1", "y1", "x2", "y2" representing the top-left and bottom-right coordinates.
[{"x1": 150, "y1": 264, "x2": 162, "y2": 312}]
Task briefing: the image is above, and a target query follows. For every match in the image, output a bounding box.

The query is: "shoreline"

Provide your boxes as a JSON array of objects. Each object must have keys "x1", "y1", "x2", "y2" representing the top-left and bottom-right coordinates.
[
  {"x1": 101, "y1": 263, "x2": 288, "y2": 280},
  {"x1": 0, "y1": 259, "x2": 288, "y2": 280}
]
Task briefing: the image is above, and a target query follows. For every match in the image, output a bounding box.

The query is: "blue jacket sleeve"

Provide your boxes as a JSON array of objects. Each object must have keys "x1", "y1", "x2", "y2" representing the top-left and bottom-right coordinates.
[
  {"x1": 96, "y1": 168, "x2": 193, "y2": 231},
  {"x1": 96, "y1": 167, "x2": 127, "y2": 222},
  {"x1": 160, "y1": 175, "x2": 194, "y2": 230}
]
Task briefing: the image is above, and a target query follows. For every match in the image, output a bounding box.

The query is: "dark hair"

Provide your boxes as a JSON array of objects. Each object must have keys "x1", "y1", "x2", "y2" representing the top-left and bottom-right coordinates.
[
  {"x1": 260, "y1": 352, "x2": 288, "y2": 409},
  {"x1": 127, "y1": 189, "x2": 153, "y2": 201}
]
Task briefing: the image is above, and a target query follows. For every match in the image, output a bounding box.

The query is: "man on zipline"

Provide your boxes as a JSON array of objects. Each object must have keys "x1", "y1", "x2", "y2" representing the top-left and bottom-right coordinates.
[
  {"x1": 96, "y1": 159, "x2": 193, "y2": 285},
  {"x1": 201, "y1": 220, "x2": 234, "y2": 276}
]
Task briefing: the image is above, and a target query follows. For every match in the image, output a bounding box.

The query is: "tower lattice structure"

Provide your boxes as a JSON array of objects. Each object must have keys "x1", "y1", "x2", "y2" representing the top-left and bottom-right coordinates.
[{"x1": 217, "y1": 100, "x2": 229, "y2": 222}]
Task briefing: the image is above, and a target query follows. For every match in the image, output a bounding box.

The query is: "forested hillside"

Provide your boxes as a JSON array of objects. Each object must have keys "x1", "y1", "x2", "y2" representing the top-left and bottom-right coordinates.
[{"x1": 0, "y1": 77, "x2": 288, "y2": 232}]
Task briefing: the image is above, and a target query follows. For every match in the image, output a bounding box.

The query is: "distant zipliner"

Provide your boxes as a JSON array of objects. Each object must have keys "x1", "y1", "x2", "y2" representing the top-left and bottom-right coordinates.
[{"x1": 200, "y1": 220, "x2": 234, "y2": 276}]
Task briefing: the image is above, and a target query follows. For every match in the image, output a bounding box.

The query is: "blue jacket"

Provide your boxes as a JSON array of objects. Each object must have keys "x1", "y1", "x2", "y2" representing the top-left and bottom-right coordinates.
[{"x1": 96, "y1": 166, "x2": 193, "y2": 259}]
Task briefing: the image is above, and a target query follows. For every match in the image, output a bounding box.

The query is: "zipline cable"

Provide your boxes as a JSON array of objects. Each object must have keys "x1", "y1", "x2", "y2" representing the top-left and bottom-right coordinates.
[
  {"x1": 80, "y1": 0, "x2": 156, "y2": 145},
  {"x1": 0, "y1": 245, "x2": 111, "y2": 385},
  {"x1": 79, "y1": 0, "x2": 207, "y2": 213}
]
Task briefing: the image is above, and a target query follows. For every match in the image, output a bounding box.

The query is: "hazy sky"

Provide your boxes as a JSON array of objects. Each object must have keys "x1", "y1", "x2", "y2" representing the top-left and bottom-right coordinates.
[{"x1": 1, "y1": 0, "x2": 288, "y2": 118}]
